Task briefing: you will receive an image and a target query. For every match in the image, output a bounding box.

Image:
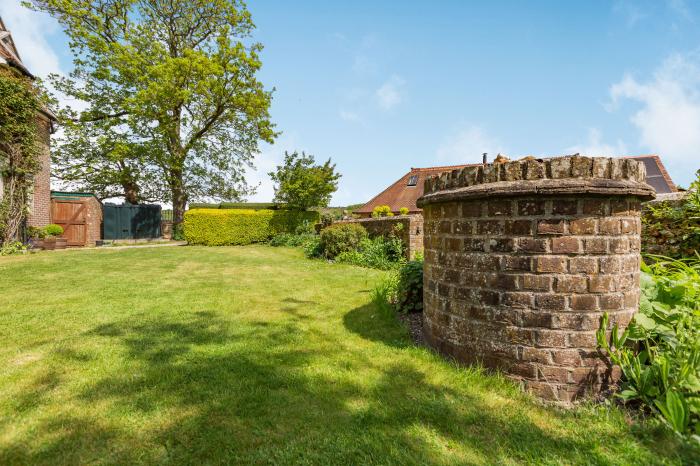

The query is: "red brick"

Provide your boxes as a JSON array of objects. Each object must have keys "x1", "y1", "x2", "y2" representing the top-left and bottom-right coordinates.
[
  {"x1": 521, "y1": 274, "x2": 552, "y2": 291},
  {"x1": 477, "y1": 220, "x2": 503, "y2": 235},
  {"x1": 535, "y1": 294, "x2": 566, "y2": 311},
  {"x1": 569, "y1": 218, "x2": 597, "y2": 235},
  {"x1": 535, "y1": 256, "x2": 567, "y2": 273},
  {"x1": 599, "y1": 256, "x2": 621, "y2": 274},
  {"x1": 505, "y1": 220, "x2": 533, "y2": 235},
  {"x1": 555, "y1": 276, "x2": 587, "y2": 293},
  {"x1": 460, "y1": 202, "x2": 482, "y2": 217},
  {"x1": 488, "y1": 200, "x2": 513, "y2": 216},
  {"x1": 537, "y1": 219, "x2": 566, "y2": 235},
  {"x1": 569, "y1": 257, "x2": 597, "y2": 274},
  {"x1": 521, "y1": 347, "x2": 552, "y2": 364},
  {"x1": 552, "y1": 349, "x2": 582, "y2": 366},
  {"x1": 608, "y1": 238, "x2": 629, "y2": 254},
  {"x1": 570, "y1": 295, "x2": 598, "y2": 311},
  {"x1": 502, "y1": 256, "x2": 532, "y2": 271},
  {"x1": 551, "y1": 237, "x2": 581, "y2": 254},
  {"x1": 588, "y1": 275, "x2": 615, "y2": 293},
  {"x1": 518, "y1": 238, "x2": 548, "y2": 253},
  {"x1": 582, "y1": 199, "x2": 607, "y2": 215},
  {"x1": 552, "y1": 200, "x2": 578, "y2": 216},
  {"x1": 619, "y1": 218, "x2": 638, "y2": 234},
  {"x1": 536, "y1": 330, "x2": 568, "y2": 348},
  {"x1": 599, "y1": 218, "x2": 621, "y2": 235},
  {"x1": 517, "y1": 200, "x2": 546, "y2": 216},
  {"x1": 584, "y1": 238, "x2": 607, "y2": 254},
  {"x1": 502, "y1": 292, "x2": 533, "y2": 308},
  {"x1": 453, "y1": 220, "x2": 472, "y2": 234},
  {"x1": 599, "y1": 293, "x2": 624, "y2": 311}
]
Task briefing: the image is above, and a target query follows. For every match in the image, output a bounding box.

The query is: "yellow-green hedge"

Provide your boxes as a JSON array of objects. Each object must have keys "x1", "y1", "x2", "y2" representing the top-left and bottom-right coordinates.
[{"x1": 183, "y1": 209, "x2": 319, "y2": 246}]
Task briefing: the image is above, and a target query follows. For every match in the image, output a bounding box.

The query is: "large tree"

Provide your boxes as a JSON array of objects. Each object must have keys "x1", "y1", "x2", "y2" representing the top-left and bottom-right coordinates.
[
  {"x1": 29, "y1": 0, "x2": 276, "y2": 222},
  {"x1": 269, "y1": 151, "x2": 341, "y2": 210}
]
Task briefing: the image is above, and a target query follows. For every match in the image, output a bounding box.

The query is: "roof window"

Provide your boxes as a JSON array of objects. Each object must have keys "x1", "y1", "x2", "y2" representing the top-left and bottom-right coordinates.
[{"x1": 407, "y1": 175, "x2": 418, "y2": 186}]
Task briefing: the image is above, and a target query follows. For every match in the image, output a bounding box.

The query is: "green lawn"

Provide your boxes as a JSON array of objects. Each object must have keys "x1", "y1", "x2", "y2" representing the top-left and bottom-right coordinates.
[{"x1": 0, "y1": 246, "x2": 694, "y2": 465}]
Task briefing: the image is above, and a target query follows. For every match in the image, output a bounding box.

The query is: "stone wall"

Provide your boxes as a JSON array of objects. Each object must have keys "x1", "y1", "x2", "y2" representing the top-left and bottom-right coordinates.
[
  {"x1": 418, "y1": 156, "x2": 655, "y2": 403},
  {"x1": 336, "y1": 215, "x2": 423, "y2": 260}
]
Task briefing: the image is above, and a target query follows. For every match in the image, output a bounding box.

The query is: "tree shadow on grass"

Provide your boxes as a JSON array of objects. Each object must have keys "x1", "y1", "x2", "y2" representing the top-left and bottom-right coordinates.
[{"x1": 1, "y1": 303, "x2": 691, "y2": 465}]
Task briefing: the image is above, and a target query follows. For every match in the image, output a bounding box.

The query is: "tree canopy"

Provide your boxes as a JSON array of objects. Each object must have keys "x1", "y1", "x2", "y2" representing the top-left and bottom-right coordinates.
[
  {"x1": 268, "y1": 151, "x2": 341, "y2": 210},
  {"x1": 29, "y1": 0, "x2": 276, "y2": 220}
]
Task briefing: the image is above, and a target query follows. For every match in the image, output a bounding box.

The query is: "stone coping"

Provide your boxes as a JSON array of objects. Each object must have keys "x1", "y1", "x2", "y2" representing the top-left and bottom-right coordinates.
[{"x1": 418, "y1": 156, "x2": 656, "y2": 206}]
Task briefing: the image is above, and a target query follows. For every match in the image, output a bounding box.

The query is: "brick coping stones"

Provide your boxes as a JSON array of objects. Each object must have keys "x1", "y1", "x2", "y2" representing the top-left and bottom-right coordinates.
[{"x1": 417, "y1": 155, "x2": 655, "y2": 403}]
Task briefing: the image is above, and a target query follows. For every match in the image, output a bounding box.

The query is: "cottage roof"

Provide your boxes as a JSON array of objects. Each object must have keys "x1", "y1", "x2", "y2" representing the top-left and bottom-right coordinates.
[{"x1": 353, "y1": 155, "x2": 677, "y2": 215}]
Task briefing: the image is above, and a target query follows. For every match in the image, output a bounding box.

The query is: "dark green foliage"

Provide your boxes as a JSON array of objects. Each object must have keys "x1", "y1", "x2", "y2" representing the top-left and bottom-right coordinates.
[
  {"x1": 642, "y1": 170, "x2": 700, "y2": 258},
  {"x1": 184, "y1": 209, "x2": 319, "y2": 246},
  {"x1": 597, "y1": 256, "x2": 700, "y2": 439},
  {"x1": 318, "y1": 223, "x2": 368, "y2": 259},
  {"x1": 336, "y1": 236, "x2": 405, "y2": 270},
  {"x1": 269, "y1": 151, "x2": 341, "y2": 210},
  {"x1": 0, "y1": 67, "x2": 43, "y2": 244},
  {"x1": 395, "y1": 259, "x2": 424, "y2": 313}
]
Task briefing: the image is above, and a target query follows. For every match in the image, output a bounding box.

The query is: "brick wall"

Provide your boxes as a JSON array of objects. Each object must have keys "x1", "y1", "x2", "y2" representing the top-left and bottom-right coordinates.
[
  {"x1": 84, "y1": 196, "x2": 102, "y2": 247},
  {"x1": 27, "y1": 116, "x2": 52, "y2": 228},
  {"x1": 418, "y1": 156, "x2": 655, "y2": 403},
  {"x1": 336, "y1": 215, "x2": 423, "y2": 259}
]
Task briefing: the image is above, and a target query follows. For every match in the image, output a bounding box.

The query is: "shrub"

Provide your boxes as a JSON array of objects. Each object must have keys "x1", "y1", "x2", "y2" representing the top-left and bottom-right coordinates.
[
  {"x1": 372, "y1": 205, "x2": 394, "y2": 218},
  {"x1": 642, "y1": 169, "x2": 700, "y2": 258},
  {"x1": 396, "y1": 259, "x2": 424, "y2": 313},
  {"x1": 597, "y1": 256, "x2": 700, "y2": 438},
  {"x1": 302, "y1": 235, "x2": 322, "y2": 258},
  {"x1": 0, "y1": 241, "x2": 28, "y2": 256},
  {"x1": 44, "y1": 224, "x2": 64, "y2": 238},
  {"x1": 184, "y1": 209, "x2": 319, "y2": 246},
  {"x1": 319, "y1": 223, "x2": 368, "y2": 259},
  {"x1": 336, "y1": 236, "x2": 405, "y2": 270},
  {"x1": 269, "y1": 233, "x2": 317, "y2": 248},
  {"x1": 399, "y1": 207, "x2": 409, "y2": 215},
  {"x1": 320, "y1": 213, "x2": 334, "y2": 228}
]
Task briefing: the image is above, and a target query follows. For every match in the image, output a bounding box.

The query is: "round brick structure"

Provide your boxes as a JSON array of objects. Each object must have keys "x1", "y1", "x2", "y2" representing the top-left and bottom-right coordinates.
[{"x1": 417, "y1": 155, "x2": 655, "y2": 403}]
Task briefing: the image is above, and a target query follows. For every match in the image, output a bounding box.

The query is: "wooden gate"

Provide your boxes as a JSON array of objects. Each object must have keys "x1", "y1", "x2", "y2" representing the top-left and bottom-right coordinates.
[{"x1": 51, "y1": 199, "x2": 87, "y2": 246}]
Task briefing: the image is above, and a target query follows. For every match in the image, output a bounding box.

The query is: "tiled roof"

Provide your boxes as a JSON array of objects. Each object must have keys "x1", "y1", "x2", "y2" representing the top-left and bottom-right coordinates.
[{"x1": 354, "y1": 155, "x2": 676, "y2": 215}]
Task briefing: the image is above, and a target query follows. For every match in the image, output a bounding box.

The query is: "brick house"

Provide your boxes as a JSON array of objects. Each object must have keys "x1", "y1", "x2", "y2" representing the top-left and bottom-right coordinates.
[
  {"x1": 0, "y1": 16, "x2": 56, "y2": 229},
  {"x1": 354, "y1": 155, "x2": 677, "y2": 218}
]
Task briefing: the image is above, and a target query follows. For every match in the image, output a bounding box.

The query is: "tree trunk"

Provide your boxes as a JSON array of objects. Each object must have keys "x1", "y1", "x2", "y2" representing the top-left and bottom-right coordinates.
[
  {"x1": 123, "y1": 182, "x2": 140, "y2": 204},
  {"x1": 171, "y1": 171, "x2": 187, "y2": 226}
]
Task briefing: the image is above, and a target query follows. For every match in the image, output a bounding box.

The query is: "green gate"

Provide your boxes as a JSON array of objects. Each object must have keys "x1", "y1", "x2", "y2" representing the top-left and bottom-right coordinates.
[{"x1": 103, "y1": 203, "x2": 162, "y2": 240}]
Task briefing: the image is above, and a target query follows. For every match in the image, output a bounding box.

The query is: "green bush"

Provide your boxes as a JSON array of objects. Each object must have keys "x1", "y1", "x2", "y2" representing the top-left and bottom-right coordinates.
[
  {"x1": 269, "y1": 233, "x2": 316, "y2": 248},
  {"x1": 336, "y1": 236, "x2": 405, "y2": 270},
  {"x1": 642, "y1": 169, "x2": 700, "y2": 258},
  {"x1": 0, "y1": 241, "x2": 28, "y2": 256},
  {"x1": 184, "y1": 209, "x2": 319, "y2": 246},
  {"x1": 44, "y1": 224, "x2": 64, "y2": 238},
  {"x1": 399, "y1": 207, "x2": 409, "y2": 216},
  {"x1": 396, "y1": 259, "x2": 424, "y2": 312},
  {"x1": 597, "y1": 256, "x2": 700, "y2": 438},
  {"x1": 319, "y1": 223, "x2": 368, "y2": 259}
]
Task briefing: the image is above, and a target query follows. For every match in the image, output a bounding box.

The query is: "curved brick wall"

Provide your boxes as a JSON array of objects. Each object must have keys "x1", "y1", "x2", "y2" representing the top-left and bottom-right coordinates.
[{"x1": 417, "y1": 156, "x2": 655, "y2": 403}]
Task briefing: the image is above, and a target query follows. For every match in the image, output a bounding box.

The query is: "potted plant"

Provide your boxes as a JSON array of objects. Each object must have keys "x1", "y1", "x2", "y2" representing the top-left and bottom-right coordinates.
[
  {"x1": 43, "y1": 224, "x2": 65, "y2": 250},
  {"x1": 26, "y1": 226, "x2": 45, "y2": 250}
]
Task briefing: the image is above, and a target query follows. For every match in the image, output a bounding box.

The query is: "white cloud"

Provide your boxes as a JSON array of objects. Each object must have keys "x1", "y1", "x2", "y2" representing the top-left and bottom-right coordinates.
[
  {"x1": 375, "y1": 75, "x2": 405, "y2": 110},
  {"x1": 436, "y1": 125, "x2": 505, "y2": 165},
  {"x1": 565, "y1": 128, "x2": 628, "y2": 156},
  {"x1": 609, "y1": 52, "x2": 700, "y2": 185},
  {"x1": 0, "y1": 2, "x2": 63, "y2": 78}
]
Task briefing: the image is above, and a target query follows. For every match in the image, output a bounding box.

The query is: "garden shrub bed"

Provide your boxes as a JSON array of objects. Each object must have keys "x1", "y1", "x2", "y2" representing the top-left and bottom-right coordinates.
[{"x1": 184, "y1": 208, "x2": 318, "y2": 246}]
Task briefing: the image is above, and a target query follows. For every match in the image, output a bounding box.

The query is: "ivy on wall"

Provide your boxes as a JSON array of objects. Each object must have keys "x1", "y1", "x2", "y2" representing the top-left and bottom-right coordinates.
[{"x1": 0, "y1": 66, "x2": 44, "y2": 244}]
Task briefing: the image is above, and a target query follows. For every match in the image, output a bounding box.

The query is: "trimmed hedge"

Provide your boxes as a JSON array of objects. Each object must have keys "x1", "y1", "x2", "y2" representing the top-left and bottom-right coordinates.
[
  {"x1": 188, "y1": 202, "x2": 282, "y2": 210},
  {"x1": 184, "y1": 209, "x2": 319, "y2": 246}
]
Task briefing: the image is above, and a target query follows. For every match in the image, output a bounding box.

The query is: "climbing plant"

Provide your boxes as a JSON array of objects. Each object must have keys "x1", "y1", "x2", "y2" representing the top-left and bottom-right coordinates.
[{"x1": 0, "y1": 66, "x2": 44, "y2": 244}]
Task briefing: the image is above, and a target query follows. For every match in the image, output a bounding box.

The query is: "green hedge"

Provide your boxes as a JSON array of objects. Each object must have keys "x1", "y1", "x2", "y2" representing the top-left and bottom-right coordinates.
[
  {"x1": 184, "y1": 209, "x2": 319, "y2": 246},
  {"x1": 188, "y1": 202, "x2": 282, "y2": 210}
]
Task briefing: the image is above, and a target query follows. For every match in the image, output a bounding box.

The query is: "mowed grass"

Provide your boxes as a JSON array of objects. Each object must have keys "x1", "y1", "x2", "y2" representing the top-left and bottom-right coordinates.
[{"x1": 0, "y1": 246, "x2": 694, "y2": 465}]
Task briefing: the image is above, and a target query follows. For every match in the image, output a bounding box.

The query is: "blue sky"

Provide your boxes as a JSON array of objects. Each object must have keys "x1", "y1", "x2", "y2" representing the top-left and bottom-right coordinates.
[{"x1": 2, "y1": 0, "x2": 699, "y2": 205}]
